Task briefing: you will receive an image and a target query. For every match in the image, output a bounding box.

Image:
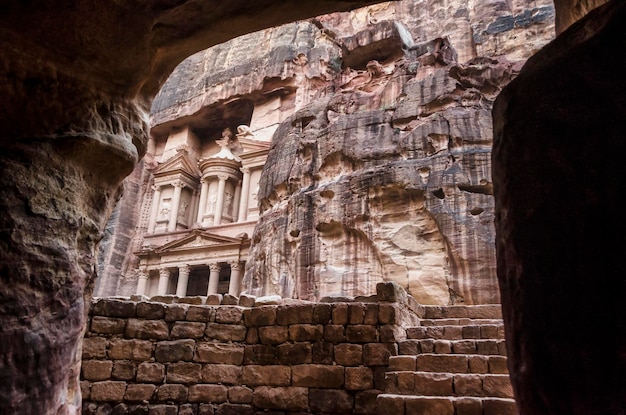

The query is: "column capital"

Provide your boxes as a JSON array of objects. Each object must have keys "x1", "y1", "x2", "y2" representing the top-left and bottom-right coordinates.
[
  {"x1": 208, "y1": 263, "x2": 221, "y2": 272},
  {"x1": 230, "y1": 262, "x2": 242, "y2": 271},
  {"x1": 240, "y1": 167, "x2": 250, "y2": 175},
  {"x1": 159, "y1": 267, "x2": 170, "y2": 277},
  {"x1": 136, "y1": 268, "x2": 149, "y2": 279},
  {"x1": 172, "y1": 180, "x2": 185, "y2": 188},
  {"x1": 179, "y1": 264, "x2": 190, "y2": 275},
  {"x1": 217, "y1": 174, "x2": 229, "y2": 182},
  {"x1": 151, "y1": 184, "x2": 162, "y2": 192}
]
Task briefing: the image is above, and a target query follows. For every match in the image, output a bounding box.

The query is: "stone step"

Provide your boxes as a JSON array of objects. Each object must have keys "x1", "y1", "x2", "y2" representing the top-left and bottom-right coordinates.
[
  {"x1": 423, "y1": 304, "x2": 503, "y2": 320},
  {"x1": 384, "y1": 372, "x2": 514, "y2": 399},
  {"x1": 420, "y1": 318, "x2": 503, "y2": 326},
  {"x1": 406, "y1": 324, "x2": 506, "y2": 341},
  {"x1": 377, "y1": 394, "x2": 518, "y2": 415},
  {"x1": 398, "y1": 338, "x2": 507, "y2": 356},
  {"x1": 389, "y1": 354, "x2": 509, "y2": 374}
]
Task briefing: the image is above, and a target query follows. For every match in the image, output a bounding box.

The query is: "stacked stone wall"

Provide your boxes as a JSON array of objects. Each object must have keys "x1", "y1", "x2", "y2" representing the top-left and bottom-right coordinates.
[{"x1": 81, "y1": 285, "x2": 422, "y2": 414}]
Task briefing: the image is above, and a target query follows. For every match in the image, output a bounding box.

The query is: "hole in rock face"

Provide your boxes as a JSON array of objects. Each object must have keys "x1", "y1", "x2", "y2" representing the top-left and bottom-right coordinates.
[
  {"x1": 290, "y1": 229, "x2": 301, "y2": 237},
  {"x1": 319, "y1": 190, "x2": 334, "y2": 198},
  {"x1": 470, "y1": 207, "x2": 484, "y2": 215},
  {"x1": 432, "y1": 188, "x2": 445, "y2": 199}
]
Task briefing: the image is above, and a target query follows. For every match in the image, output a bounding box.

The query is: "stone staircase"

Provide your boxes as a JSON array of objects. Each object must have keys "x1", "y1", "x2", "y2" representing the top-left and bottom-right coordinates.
[{"x1": 378, "y1": 305, "x2": 518, "y2": 415}]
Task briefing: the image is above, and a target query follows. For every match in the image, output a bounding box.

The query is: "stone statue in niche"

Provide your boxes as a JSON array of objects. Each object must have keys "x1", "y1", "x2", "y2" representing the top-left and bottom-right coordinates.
[
  {"x1": 216, "y1": 128, "x2": 233, "y2": 147},
  {"x1": 223, "y1": 191, "x2": 233, "y2": 215},
  {"x1": 159, "y1": 199, "x2": 171, "y2": 219},
  {"x1": 208, "y1": 194, "x2": 217, "y2": 214},
  {"x1": 178, "y1": 201, "x2": 188, "y2": 219},
  {"x1": 236, "y1": 125, "x2": 254, "y2": 139}
]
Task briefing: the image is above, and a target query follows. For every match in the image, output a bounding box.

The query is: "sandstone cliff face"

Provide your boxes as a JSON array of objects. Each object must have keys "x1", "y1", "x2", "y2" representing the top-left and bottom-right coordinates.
[{"x1": 100, "y1": 0, "x2": 555, "y2": 304}]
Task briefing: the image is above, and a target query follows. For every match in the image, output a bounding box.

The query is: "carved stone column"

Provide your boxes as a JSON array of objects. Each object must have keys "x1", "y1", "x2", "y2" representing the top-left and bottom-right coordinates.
[
  {"x1": 196, "y1": 178, "x2": 209, "y2": 224},
  {"x1": 207, "y1": 263, "x2": 221, "y2": 295},
  {"x1": 213, "y1": 175, "x2": 228, "y2": 225},
  {"x1": 168, "y1": 180, "x2": 184, "y2": 232},
  {"x1": 228, "y1": 262, "x2": 243, "y2": 296},
  {"x1": 135, "y1": 268, "x2": 149, "y2": 296},
  {"x1": 157, "y1": 268, "x2": 170, "y2": 296},
  {"x1": 147, "y1": 184, "x2": 162, "y2": 233},
  {"x1": 233, "y1": 180, "x2": 242, "y2": 223},
  {"x1": 176, "y1": 264, "x2": 190, "y2": 297},
  {"x1": 238, "y1": 167, "x2": 251, "y2": 222}
]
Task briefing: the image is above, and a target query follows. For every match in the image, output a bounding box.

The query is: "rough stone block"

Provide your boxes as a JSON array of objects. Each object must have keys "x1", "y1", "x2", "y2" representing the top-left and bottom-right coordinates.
[
  {"x1": 331, "y1": 303, "x2": 349, "y2": 325},
  {"x1": 346, "y1": 325, "x2": 378, "y2": 343},
  {"x1": 228, "y1": 386, "x2": 253, "y2": 404},
  {"x1": 349, "y1": 303, "x2": 366, "y2": 324},
  {"x1": 277, "y1": 342, "x2": 312, "y2": 365},
  {"x1": 238, "y1": 294, "x2": 256, "y2": 308},
  {"x1": 176, "y1": 296, "x2": 205, "y2": 305},
  {"x1": 215, "y1": 306, "x2": 244, "y2": 324},
  {"x1": 80, "y1": 381, "x2": 90, "y2": 401},
  {"x1": 147, "y1": 404, "x2": 178, "y2": 415},
  {"x1": 363, "y1": 303, "x2": 379, "y2": 325},
  {"x1": 150, "y1": 295, "x2": 176, "y2": 304},
  {"x1": 462, "y1": 325, "x2": 481, "y2": 339},
  {"x1": 354, "y1": 390, "x2": 380, "y2": 415},
  {"x1": 404, "y1": 396, "x2": 454, "y2": 415},
  {"x1": 376, "y1": 282, "x2": 407, "y2": 303},
  {"x1": 112, "y1": 360, "x2": 136, "y2": 381},
  {"x1": 195, "y1": 342, "x2": 244, "y2": 365},
  {"x1": 155, "y1": 339, "x2": 195, "y2": 362},
  {"x1": 476, "y1": 340, "x2": 499, "y2": 355},
  {"x1": 312, "y1": 303, "x2": 332, "y2": 324},
  {"x1": 276, "y1": 303, "x2": 314, "y2": 325},
  {"x1": 452, "y1": 340, "x2": 478, "y2": 354},
  {"x1": 156, "y1": 384, "x2": 188, "y2": 402},
  {"x1": 198, "y1": 403, "x2": 215, "y2": 415},
  {"x1": 241, "y1": 365, "x2": 291, "y2": 386},
  {"x1": 398, "y1": 339, "x2": 421, "y2": 355},
  {"x1": 244, "y1": 345, "x2": 277, "y2": 365},
  {"x1": 213, "y1": 403, "x2": 253, "y2": 415},
  {"x1": 137, "y1": 362, "x2": 165, "y2": 383},
  {"x1": 334, "y1": 343, "x2": 363, "y2": 366},
  {"x1": 166, "y1": 362, "x2": 202, "y2": 384},
  {"x1": 454, "y1": 374, "x2": 484, "y2": 397},
  {"x1": 434, "y1": 340, "x2": 452, "y2": 354},
  {"x1": 455, "y1": 397, "x2": 483, "y2": 415},
  {"x1": 380, "y1": 325, "x2": 407, "y2": 342},
  {"x1": 388, "y1": 355, "x2": 416, "y2": 371},
  {"x1": 82, "y1": 337, "x2": 108, "y2": 359},
  {"x1": 93, "y1": 299, "x2": 136, "y2": 318},
  {"x1": 254, "y1": 295, "x2": 282, "y2": 306},
  {"x1": 489, "y1": 356, "x2": 509, "y2": 374},
  {"x1": 377, "y1": 394, "x2": 405, "y2": 415},
  {"x1": 413, "y1": 372, "x2": 454, "y2": 395},
  {"x1": 201, "y1": 364, "x2": 242, "y2": 385},
  {"x1": 443, "y1": 326, "x2": 463, "y2": 340},
  {"x1": 189, "y1": 384, "x2": 228, "y2": 403},
  {"x1": 252, "y1": 386, "x2": 309, "y2": 411},
  {"x1": 205, "y1": 323, "x2": 247, "y2": 342},
  {"x1": 125, "y1": 384, "x2": 157, "y2": 402},
  {"x1": 258, "y1": 325, "x2": 289, "y2": 345},
  {"x1": 91, "y1": 316, "x2": 126, "y2": 334},
  {"x1": 82, "y1": 360, "x2": 113, "y2": 381},
  {"x1": 171, "y1": 321, "x2": 206, "y2": 339},
  {"x1": 364, "y1": 343, "x2": 397, "y2": 366},
  {"x1": 483, "y1": 375, "x2": 514, "y2": 398},
  {"x1": 289, "y1": 324, "x2": 323, "y2": 341},
  {"x1": 292, "y1": 364, "x2": 344, "y2": 388},
  {"x1": 345, "y1": 367, "x2": 374, "y2": 390},
  {"x1": 186, "y1": 306, "x2": 215, "y2": 322},
  {"x1": 243, "y1": 306, "x2": 277, "y2": 327},
  {"x1": 482, "y1": 398, "x2": 519, "y2": 415},
  {"x1": 109, "y1": 339, "x2": 153, "y2": 361},
  {"x1": 206, "y1": 294, "x2": 222, "y2": 306},
  {"x1": 90, "y1": 381, "x2": 127, "y2": 402},
  {"x1": 396, "y1": 371, "x2": 416, "y2": 393},
  {"x1": 378, "y1": 304, "x2": 400, "y2": 325},
  {"x1": 165, "y1": 304, "x2": 188, "y2": 321},
  {"x1": 126, "y1": 319, "x2": 169, "y2": 340},
  {"x1": 136, "y1": 302, "x2": 166, "y2": 320},
  {"x1": 480, "y1": 324, "x2": 500, "y2": 339},
  {"x1": 416, "y1": 354, "x2": 468, "y2": 373},
  {"x1": 312, "y1": 341, "x2": 334, "y2": 364},
  {"x1": 245, "y1": 327, "x2": 258, "y2": 344},
  {"x1": 309, "y1": 389, "x2": 354, "y2": 413},
  {"x1": 324, "y1": 324, "x2": 346, "y2": 343},
  {"x1": 468, "y1": 355, "x2": 489, "y2": 374}
]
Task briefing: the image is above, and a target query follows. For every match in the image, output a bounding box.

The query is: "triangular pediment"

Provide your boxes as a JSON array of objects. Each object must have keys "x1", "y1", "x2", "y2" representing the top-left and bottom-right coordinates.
[
  {"x1": 155, "y1": 230, "x2": 243, "y2": 253},
  {"x1": 239, "y1": 137, "x2": 271, "y2": 154},
  {"x1": 153, "y1": 149, "x2": 200, "y2": 178}
]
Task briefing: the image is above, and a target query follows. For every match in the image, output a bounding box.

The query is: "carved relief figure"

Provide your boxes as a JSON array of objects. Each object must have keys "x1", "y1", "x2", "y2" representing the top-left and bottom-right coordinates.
[
  {"x1": 216, "y1": 128, "x2": 233, "y2": 147},
  {"x1": 236, "y1": 125, "x2": 254, "y2": 139},
  {"x1": 159, "y1": 199, "x2": 171, "y2": 219},
  {"x1": 223, "y1": 191, "x2": 233, "y2": 215},
  {"x1": 207, "y1": 194, "x2": 217, "y2": 214},
  {"x1": 178, "y1": 201, "x2": 189, "y2": 219}
]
